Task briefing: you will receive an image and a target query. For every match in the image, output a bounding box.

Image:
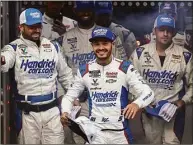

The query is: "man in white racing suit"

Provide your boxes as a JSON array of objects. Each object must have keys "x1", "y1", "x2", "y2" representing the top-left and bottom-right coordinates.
[
  {"x1": 61, "y1": 1, "x2": 127, "y2": 143},
  {"x1": 60, "y1": 27, "x2": 155, "y2": 144},
  {"x1": 1, "y1": 8, "x2": 73, "y2": 144},
  {"x1": 130, "y1": 14, "x2": 193, "y2": 144},
  {"x1": 94, "y1": 1, "x2": 137, "y2": 58},
  {"x1": 149, "y1": 2, "x2": 184, "y2": 46}
]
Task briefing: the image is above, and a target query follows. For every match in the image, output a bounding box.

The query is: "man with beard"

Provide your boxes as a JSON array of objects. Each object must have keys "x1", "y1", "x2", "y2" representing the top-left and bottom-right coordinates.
[
  {"x1": 42, "y1": 1, "x2": 77, "y2": 41},
  {"x1": 1, "y1": 8, "x2": 73, "y2": 144},
  {"x1": 61, "y1": 1, "x2": 127, "y2": 144},
  {"x1": 94, "y1": 1, "x2": 137, "y2": 58},
  {"x1": 60, "y1": 26, "x2": 155, "y2": 144},
  {"x1": 130, "y1": 14, "x2": 193, "y2": 144}
]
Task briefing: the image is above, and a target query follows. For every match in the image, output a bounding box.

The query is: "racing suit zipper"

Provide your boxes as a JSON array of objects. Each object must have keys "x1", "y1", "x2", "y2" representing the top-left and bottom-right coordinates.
[{"x1": 38, "y1": 46, "x2": 43, "y2": 95}]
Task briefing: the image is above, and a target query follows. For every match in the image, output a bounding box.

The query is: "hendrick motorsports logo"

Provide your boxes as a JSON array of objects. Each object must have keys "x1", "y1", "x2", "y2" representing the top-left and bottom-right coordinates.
[
  {"x1": 72, "y1": 51, "x2": 96, "y2": 65},
  {"x1": 20, "y1": 59, "x2": 55, "y2": 78},
  {"x1": 92, "y1": 91, "x2": 118, "y2": 102},
  {"x1": 143, "y1": 69, "x2": 179, "y2": 89}
]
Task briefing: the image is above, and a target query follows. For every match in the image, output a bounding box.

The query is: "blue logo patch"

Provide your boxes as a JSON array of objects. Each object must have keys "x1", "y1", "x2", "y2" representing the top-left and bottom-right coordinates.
[
  {"x1": 143, "y1": 69, "x2": 178, "y2": 89},
  {"x1": 20, "y1": 59, "x2": 56, "y2": 78},
  {"x1": 91, "y1": 91, "x2": 118, "y2": 102},
  {"x1": 72, "y1": 51, "x2": 96, "y2": 65}
]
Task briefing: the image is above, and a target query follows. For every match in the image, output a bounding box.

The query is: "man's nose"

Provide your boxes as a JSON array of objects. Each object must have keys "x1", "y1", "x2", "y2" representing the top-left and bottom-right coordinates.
[
  {"x1": 163, "y1": 30, "x2": 169, "y2": 36},
  {"x1": 35, "y1": 27, "x2": 41, "y2": 32}
]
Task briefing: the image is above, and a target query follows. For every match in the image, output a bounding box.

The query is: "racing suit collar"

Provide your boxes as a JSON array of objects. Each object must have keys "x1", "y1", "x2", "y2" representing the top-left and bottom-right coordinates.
[
  {"x1": 43, "y1": 13, "x2": 54, "y2": 25},
  {"x1": 150, "y1": 42, "x2": 174, "y2": 57},
  {"x1": 95, "y1": 55, "x2": 114, "y2": 69},
  {"x1": 77, "y1": 23, "x2": 96, "y2": 34},
  {"x1": 20, "y1": 34, "x2": 42, "y2": 48}
]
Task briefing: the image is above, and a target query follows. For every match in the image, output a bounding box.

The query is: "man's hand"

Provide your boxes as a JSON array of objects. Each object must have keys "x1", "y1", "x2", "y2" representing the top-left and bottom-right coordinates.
[
  {"x1": 123, "y1": 103, "x2": 140, "y2": 119},
  {"x1": 173, "y1": 100, "x2": 185, "y2": 109},
  {"x1": 1, "y1": 56, "x2": 5, "y2": 65},
  {"x1": 60, "y1": 112, "x2": 70, "y2": 127},
  {"x1": 52, "y1": 19, "x2": 66, "y2": 36},
  {"x1": 73, "y1": 98, "x2": 81, "y2": 106}
]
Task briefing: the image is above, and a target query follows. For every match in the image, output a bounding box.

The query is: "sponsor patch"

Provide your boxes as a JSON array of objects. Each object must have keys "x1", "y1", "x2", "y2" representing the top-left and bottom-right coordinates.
[
  {"x1": 91, "y1": 79, "x2": 99, "y2": 86},
  {"x1": 106, "y1": 72, "x2": 118, "y2": 78},
  {"x1": 90, "y1": 87, "x2": 102, "y2": 90},
  {"x1": 91, "y1": 91, "x2": 118, "y2": 103},
  {"x1": 20, "y1": 59, "x2": 55, "y2": 78},
  {"x1": 42, "y1": 44, "x2": 51, "y2": 48},
  {"x1": 67, "y1": 37, "x2": 78, "y2": 52},
  {"x1": 143, "y1": 69, "x2": 179, "y2": 89},
  {"x1": 72, "y1": 51, "x2": 96, "y2": 65},
  {"x1": 89, "y1": 70, "x2": 101, "y2": 78},
  {"x1": 172, "y1": 54, "x2": 181, "y2": 59},
  {"x1": 106, "y1": 79, "x2": 117, "y2": 83}
]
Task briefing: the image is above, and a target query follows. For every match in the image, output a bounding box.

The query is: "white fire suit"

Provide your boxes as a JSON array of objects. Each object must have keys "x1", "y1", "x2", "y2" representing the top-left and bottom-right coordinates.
[
  {"x1": 61, "y1": 57, "x2": 154, "y2": 144},
  {"x1": 61, "y1": 24, "x2": 127, "y2": 143},
  {"x1": 150, "y1": 32, "x2": 184, "y2": 46},
  {"x1": 130, "y1": 42, "x2": 193, "y2": 144},
  {"x1": 109, "y1": 22, "x2": 137, "y2": 58},
  {"x1": 1, "y1": 35, "x2": 73, "y2": 144}
]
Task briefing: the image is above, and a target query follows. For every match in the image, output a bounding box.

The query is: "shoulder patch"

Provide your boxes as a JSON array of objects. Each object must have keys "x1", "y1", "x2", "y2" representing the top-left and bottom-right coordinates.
[
  {"x1": 50, "y1": 40, "x2": 59, "y2": 53},
  {"x1": 119, "y1": 60, "x2": 132, "y2": 74},
  {"x1": 79, "y1": 63, "x2": 89, "y2": 77},
  {"x1": 8, "y1": 43, "x2": 17, "y2": 51},
  {"x1": 183, "y1": 52, "x2": 192, "y2": 64},
  {"x1": 136, "y1": 47, "x2": 145, "y2": 59}
]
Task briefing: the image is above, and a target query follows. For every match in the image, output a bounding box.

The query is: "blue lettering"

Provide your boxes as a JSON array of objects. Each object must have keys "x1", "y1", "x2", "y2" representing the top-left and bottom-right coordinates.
[{"x1": 72, "y1": 51, "x2": 96, "y2": 65}]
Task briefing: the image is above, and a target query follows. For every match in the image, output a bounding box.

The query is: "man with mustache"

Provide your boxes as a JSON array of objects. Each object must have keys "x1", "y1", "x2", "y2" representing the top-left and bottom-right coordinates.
[
  {"x1": 1, "y1": 8, "x2": 73, "y2": 144},
  {"x1": 60, "y1": 26, "x2": 155, "y2": 144},
  {"x1": 61, "y1": 1, "x2": 127, "y2": 144},
  {"x1": 130, "y1": 14, "x2": 193, "y2": 144}
]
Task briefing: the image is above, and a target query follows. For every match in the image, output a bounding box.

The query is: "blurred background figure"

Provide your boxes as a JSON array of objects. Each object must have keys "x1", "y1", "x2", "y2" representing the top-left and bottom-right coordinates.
[
  {"x1": 95, "y1": 1, "x2": 137, "y2": 58},
  {"x1": 149, "y1": 2, "x2": 185, "y2": 46},
  {"x1": 184, "y1": 24, "x2": 193, "y2": 52},
  {"x1": 42, "y1": 1, "x2": 77, "y2": 41}
]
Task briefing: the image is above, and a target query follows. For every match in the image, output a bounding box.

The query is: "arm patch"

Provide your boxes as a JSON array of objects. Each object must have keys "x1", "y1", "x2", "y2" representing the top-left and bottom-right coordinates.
[
  {"x1": 8, "y1": 44, "x2": 17, "y2": 51},
  {"x1": 136, "y1": 47, "x2": 145, "y2": 59},
  {"x1": 79, "y1": 63, "x2": 89, "y2": 77},
  {"x1": 183, "y1": 52, "x2": 192, "y2": 64},
  {"x1": 119, "y1": 60, "x2": 132, "y2": 74}
]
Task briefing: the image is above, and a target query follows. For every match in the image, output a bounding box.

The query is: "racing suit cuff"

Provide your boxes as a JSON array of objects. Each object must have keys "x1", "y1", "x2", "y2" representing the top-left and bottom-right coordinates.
[
  {"x1": 133, "y1": 99, "x2": 143, "y2": 109},
  {"x1": 61, "y1": 96, "x2": 73, "y2": 114}
]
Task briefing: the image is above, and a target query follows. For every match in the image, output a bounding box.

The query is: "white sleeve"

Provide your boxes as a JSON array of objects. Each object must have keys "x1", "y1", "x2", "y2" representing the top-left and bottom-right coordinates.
[
  {"x1": 1, "y1": 44, "x2": 16, "y2": 72},
  {"x1": 126, "y1": 62, "x2": 155, "y2": 108},
  {"x1": 61, "y1": 69, "x2": 86, "y2": 113}
]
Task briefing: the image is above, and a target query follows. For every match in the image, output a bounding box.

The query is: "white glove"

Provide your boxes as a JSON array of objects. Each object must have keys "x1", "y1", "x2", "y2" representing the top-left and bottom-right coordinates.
[{"x1": 158, "y1": 103, "x2": 178, "y2": 122}]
